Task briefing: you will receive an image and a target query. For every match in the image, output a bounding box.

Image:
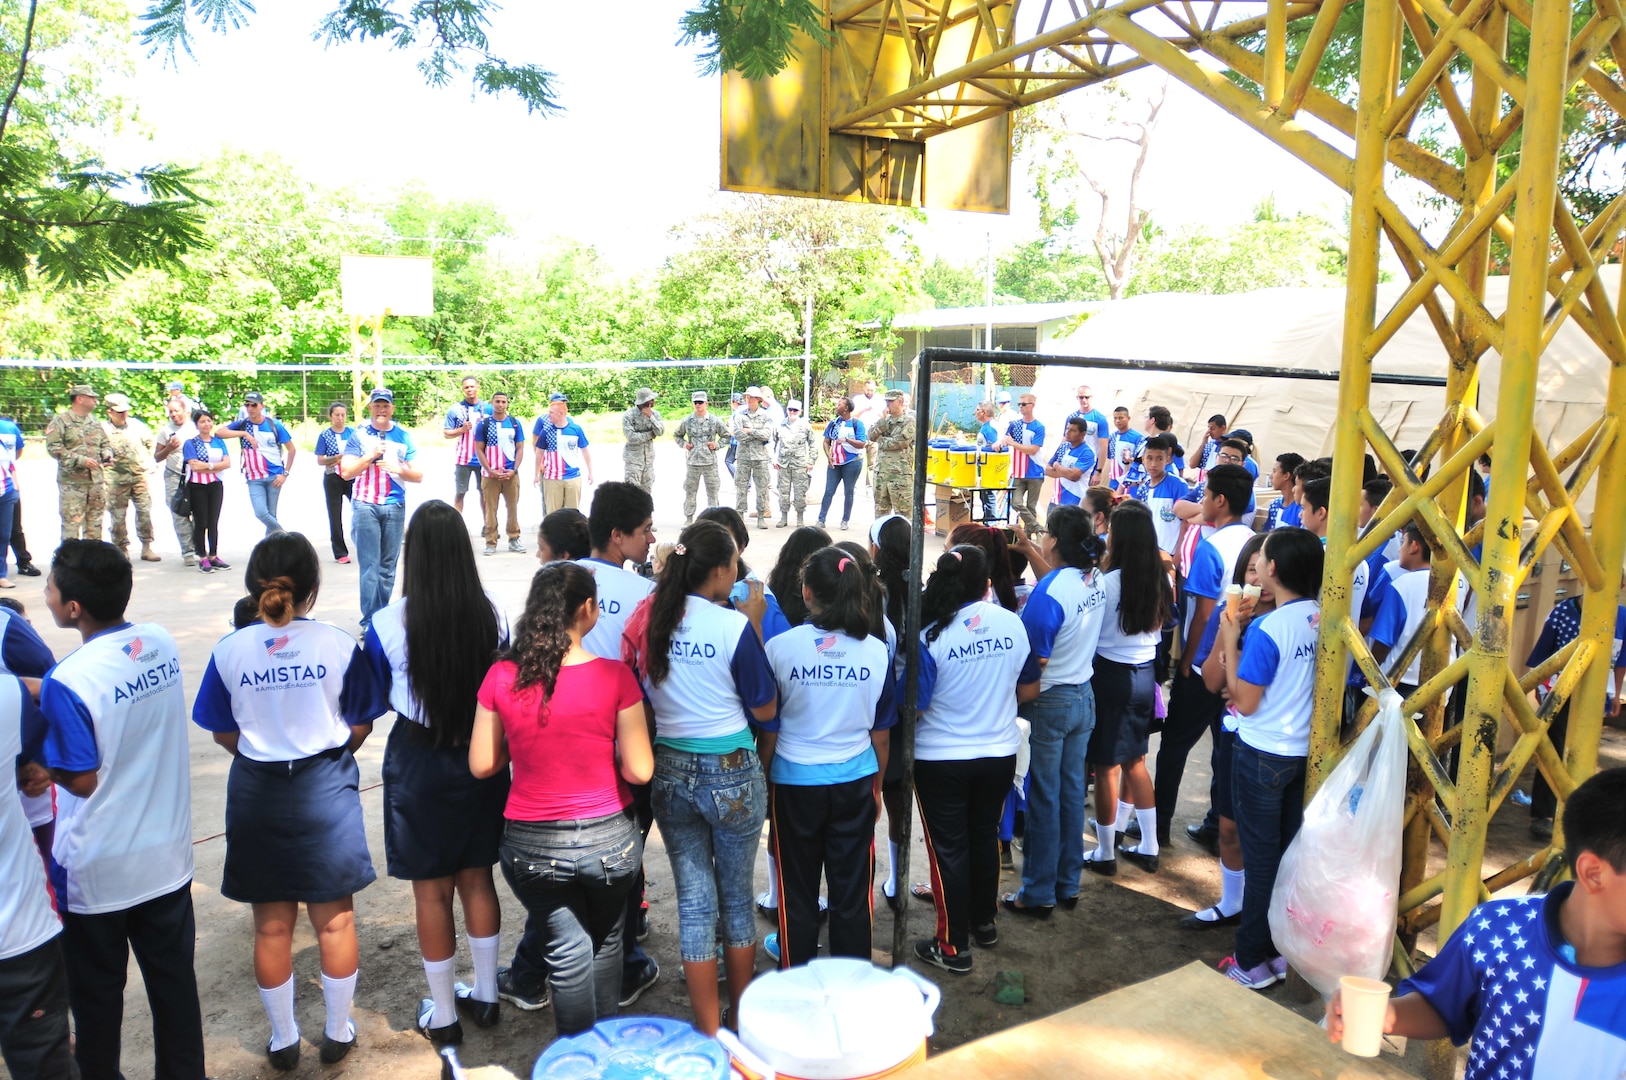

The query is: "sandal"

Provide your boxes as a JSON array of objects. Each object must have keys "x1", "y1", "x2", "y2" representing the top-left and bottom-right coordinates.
[{"x1": 909, "y1": 882, "x2": 934, "y2": 902}]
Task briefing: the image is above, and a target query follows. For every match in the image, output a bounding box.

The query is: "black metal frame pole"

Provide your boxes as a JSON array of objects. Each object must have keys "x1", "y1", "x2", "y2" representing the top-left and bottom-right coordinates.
[
  {"x1": 890, "y1": 350, "x2": 935, "y2": 966},
  {"x1": 917, "y1": 347, "x2": 1449, "y2": 386}
]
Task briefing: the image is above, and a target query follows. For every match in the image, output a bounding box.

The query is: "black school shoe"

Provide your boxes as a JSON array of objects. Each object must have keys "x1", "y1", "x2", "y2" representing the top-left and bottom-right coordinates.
[
  {"x1": 417, "y1": 999, "x2": 463, "y2": 1046},
  {"x1": 913, "y1": 939, "x2": 972, "y2": 975},
  {"x1": 319, "y1": 1020, "x2": 355, "y2": 1064},
  {"x1": 266, "y1": 1040, "x2": 299, "y2": 1071},
  {"x1": 1120, "y1": 846, "x2": 1160, "y2": 874},
  {"x1": 455, "y1": 983, "x2": 499, "y2": 1028},
  {"x1": 1186, "y1": 822, "x2": 1220, "y2": 856}
]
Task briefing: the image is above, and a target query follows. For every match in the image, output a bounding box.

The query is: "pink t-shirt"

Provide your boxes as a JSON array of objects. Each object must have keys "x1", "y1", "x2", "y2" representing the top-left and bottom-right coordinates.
[{"x1": 478, "y1": 657, "x2": 645, "y2": 822}]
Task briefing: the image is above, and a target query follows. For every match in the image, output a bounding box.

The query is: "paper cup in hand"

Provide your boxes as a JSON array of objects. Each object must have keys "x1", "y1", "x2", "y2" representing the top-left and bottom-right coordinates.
[
  {"x1": 1224, "y1": 584, "x2": 1244, "y2": 620},
  {"x1": 1339, "y1": 976, "x2": 1391, "y2": 1057}
]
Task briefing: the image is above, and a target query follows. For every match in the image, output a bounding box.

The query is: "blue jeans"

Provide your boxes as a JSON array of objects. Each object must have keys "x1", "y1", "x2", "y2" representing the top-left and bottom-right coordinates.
[
  {"x1": 1018, "y1": 683, "x2": 1093, "y2": 906},
  {"x1": 1231, "y1": 740, "x2": 1307, "y2": 968},
  {"x1": 0, "y1": 489, "x2": 16, "y2": 578},
  {"x1": 500, "y1": 811, "x2": 640, "y2": 1037},
  {"x1": 244, "y1": 477, "x2": 283, "y2": 535},
  {"x1": 650, "y1": 746, "x2": 767, "y2": 962},
  {"x1": 351, "y1": 500, "x2": 405, "y2": 627},
  {"x1": 818, "y1": 459, "x2": 862, "y2": 524}
]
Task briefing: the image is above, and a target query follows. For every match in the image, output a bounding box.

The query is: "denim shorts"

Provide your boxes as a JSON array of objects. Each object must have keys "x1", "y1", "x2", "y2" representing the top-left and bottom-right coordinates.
[{"x1": 650, "y1": 746, "x2": 767, "y2": 962}]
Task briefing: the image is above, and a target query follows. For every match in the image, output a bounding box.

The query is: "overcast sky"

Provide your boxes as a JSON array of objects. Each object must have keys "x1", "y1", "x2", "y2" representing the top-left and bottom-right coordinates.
[{"x1": 104, "y1": 0, "x2": 1349, "y2": 274}]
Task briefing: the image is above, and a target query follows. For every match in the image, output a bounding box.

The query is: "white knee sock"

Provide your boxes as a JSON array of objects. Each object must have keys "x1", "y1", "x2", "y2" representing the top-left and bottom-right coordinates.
[
  {"x1": 1115, "y1": 801, "x2": 1136, "y2": 832},
  {"x1": 1087, "y1": 818, "x2": 1115, "y2": 860},
  {"x1": 1219, "y1": 866, "x2": 1245, "y2": 916},
  {"x1": 884, "y1": 840, "x2": 899, "y2": 897},
  {"x1": 762, "y1": 854, "x2": 781, "y2": 907},
  {"x1": 1134, "y1": 808, "x2": 1159, "y2": 856},
  {"x1": 421, "y1": 956, "x2": 455, "y2": 1027},
  {"x1": 468, "y1": 934, "x2": 500, "y2": 1004},
  {"x1": 321, "y1": 969, "x2": 357, "y2": 1043},
  {"x1": 258, "y1": 975, "x2": 299, "y2": 1052}
]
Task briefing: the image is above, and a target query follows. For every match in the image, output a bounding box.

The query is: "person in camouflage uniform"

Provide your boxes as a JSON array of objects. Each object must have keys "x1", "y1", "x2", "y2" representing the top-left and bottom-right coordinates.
[
  {"x1": 45, "y1": 384, "x2": 111, "y2": 543},
  {"x1": 732, "y1": 387, "x2": 774, "y2": 529},
  {"x1": 674, "y1": 391, "x2": 728, "y2": 525},
  {"x1": 621, "y1": 387, "x2": 663, "y2": 493},
  {"x1": 774, "y1": 398, "x2": 818, "y2": 528},
  {"x1": 870, "y1": 389, "x2": 916, "y2": 517},
  {"x1": 101, "y1": 393, "x2": 162, "y2": 562}
]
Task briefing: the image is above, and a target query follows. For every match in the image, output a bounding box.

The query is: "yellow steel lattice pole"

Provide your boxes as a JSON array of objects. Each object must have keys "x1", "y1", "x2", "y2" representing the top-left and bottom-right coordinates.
[
  {"x1": 1444, "y1": 0, "x2": 1575, "y2": 937},
  {"x1": 1308, "y1": 0, "x2": 1398, "y2": 792}
]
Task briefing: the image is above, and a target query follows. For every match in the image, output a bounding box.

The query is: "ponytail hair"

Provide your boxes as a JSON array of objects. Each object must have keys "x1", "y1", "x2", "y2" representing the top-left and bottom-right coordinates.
[
  {"x1": 949, "y1": 524, "x2": 1017, "y2": 611},
  {"x1": 766, "y1": 525, "x2": 832, "y2": 628},
  {"x1": 922, "y1": 544, "x2": 989, "y2": 644},
  {"x1": 1045, "y1": 505, "x2": 1104, "y2": 571},
  {"x1": 646, "y1": 520, "x2": 737, "y2": 685},
  {"x1": 834, "y1": 541, "x2": 888, "y2": 639},
  {"x1": 872, "y1": 515, "x2": 911, "y2": 635},
  {"x1": 244, "y1": 532, "x2": 320, "y2": 629},
  {"x1": 506, "y1": 561, "x2": 597, "y2": 700},
  {"x1": 801, "y1": 547, "x2": 875, "y2": 640}
]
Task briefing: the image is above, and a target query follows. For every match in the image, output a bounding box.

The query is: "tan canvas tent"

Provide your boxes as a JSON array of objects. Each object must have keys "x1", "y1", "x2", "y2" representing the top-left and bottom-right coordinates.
[{"x1": 1028, "y1": 268, "x2": 1618, "y2": 523}]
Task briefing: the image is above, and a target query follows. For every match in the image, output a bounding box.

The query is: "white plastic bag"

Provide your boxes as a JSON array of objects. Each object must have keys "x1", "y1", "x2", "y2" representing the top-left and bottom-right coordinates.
[{"x1": 1268, "y1": 688, "x2": 1408, "y2": 997}]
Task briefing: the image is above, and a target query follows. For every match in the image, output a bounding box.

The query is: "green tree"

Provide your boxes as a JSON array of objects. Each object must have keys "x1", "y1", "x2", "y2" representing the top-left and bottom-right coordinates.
[
  {"x1": 1129, "y1": 210, "x2": 1347, "y2": 296},
  {"x1": 0, "y1": 0, "x2": 207, "y2": 287}
]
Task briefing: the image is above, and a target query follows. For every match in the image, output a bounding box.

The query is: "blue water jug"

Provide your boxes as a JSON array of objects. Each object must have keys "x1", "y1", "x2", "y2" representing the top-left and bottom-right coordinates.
[{"x1": 532, "y1": 1016, "x2": 731, "y2": 1080}]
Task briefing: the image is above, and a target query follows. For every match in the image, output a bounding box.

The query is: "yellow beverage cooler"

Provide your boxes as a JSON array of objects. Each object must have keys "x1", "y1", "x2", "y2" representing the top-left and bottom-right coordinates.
[
  {"x1": 945, "y1": 446, "x2": 981, "y2": 488},
  {"x1": 978, "y1": 449, "x2": 1012, "y2": 489},
  {"x1": 925, "y1": 439, "x2": 953, "y2": 485}
]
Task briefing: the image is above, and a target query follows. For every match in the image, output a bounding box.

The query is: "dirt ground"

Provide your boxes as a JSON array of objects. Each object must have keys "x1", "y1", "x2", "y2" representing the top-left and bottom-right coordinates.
[{"x1": 3, "y1": 435, "x2": 1617, "y2": 1080}]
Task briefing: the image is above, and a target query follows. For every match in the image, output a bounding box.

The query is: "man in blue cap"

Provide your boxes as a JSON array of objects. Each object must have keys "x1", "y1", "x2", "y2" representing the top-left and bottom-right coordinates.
[{"x1": 533, "y1": 392, "x2": 592, "y2": 515}]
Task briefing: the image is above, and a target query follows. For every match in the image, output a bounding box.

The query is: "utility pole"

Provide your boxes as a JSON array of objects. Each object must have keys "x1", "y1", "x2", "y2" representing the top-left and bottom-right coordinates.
[{"x1": 803, "y1": 293, "x2": 814, "y2": 410}]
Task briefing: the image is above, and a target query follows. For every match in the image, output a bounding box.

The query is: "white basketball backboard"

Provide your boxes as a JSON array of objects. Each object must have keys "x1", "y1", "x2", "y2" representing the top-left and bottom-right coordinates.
[{"x1": 340, "y1": 255, "x2": 434, "y2": 316}]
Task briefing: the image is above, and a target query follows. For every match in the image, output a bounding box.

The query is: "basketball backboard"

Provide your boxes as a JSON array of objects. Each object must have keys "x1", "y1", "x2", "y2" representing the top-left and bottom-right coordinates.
[{"x1": 339, "y1": 255, "x2": 435, "y2": 317}]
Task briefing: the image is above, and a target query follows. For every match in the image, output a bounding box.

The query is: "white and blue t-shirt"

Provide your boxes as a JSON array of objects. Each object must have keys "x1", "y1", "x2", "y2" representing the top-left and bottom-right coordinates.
[
  {"x1": 1047, "y1": 440, "x2": 1096, "y2": 506},
  {"x1": 0, "y1": 605, "x2": 55, "y2": 680},
  {"x1": 41, "y1": 623, "x2": 193, "y2": 915},
  {"x1": 345, "y1": 423, "x2": 418, "y2": 505},
  {"x1": 1127, "y1": 473, "x2": 1190, "y2": 552},
  {"x1": 1398, "y1": 884, "x2": 1626, "y2": 1080},
  {"x1": 362, "y1": 595, "x2": 507, "y2": 726},
  {"x1": 476, "y1": 414, "x2": 524, "y2": 476},
  {"x1": 976, "y1": 420, "x2": 1001, "y2": 449},
  {"x1": 1021, "y1": 567, "x2": 1106, "y2": 691},
  {"x1": 1233, "y1": 598, "x2": 1321, "y2": 757},
  {"x1": 644, "y1": 595, "x2": 776, "y2": 742},
  {"x1": 193, "y1": 618, "x2": 390, "y2": 761},
  {"x1": 1183, "y1": 522, "x2": 1257, "y2": 634},
  {"x1": 223, "y1": 416, "x2": 292, "y2": 478},
  {"x1": 1005, "y1": 419, "x2": 1046, "y2": 480},
  {"x1": 1106, "y1": 427, "x2": 1145, "y2": 486},
  {"x1": 1066, "y1": 407, "x2": 1110, "y2": 445},
  {"x1": 916, "y1": 600, "x2": 1040, "y2": 761},
  {"x1": 578, "y1": 558, "x2": 655, "y2": 660},
  {"x1": 0, "y1": 675, "x2": 58, "y2": 960},
  {"x1": 0, "y1": 416, "x2": 23, "y2": 496},
  {"x1": 1095, "y1": 569, "x2": 1161, "y2": 664},
  {"x1": 1365, "y1": 565, "x2": 1437, "y2": 686},
  {"x1": 765, "y1": 624, "x2": 896, "y2": 785}
]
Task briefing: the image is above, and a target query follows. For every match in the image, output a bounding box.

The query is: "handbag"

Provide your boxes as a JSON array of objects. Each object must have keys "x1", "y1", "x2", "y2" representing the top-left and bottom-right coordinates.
[{"x1": 169, "y1": 462, "x2": 192, "y2": 516}]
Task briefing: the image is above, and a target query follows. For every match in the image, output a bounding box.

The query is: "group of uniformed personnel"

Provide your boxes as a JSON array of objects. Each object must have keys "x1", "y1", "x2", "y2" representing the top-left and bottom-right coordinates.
[{"x1": 43, "y1": 385, "x2": 163, "y2": 562}]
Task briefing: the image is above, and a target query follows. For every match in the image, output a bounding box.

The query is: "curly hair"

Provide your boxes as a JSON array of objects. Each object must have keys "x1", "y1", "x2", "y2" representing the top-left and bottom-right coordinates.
[{"x1": 505, "y1": 561, "x2": 597, "y2": 699}]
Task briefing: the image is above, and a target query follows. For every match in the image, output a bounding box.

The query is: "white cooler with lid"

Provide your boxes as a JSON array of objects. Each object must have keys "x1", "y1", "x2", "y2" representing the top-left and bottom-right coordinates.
[{"x1": 720, "y1": 958, "x2": 941, "y2": 1080}]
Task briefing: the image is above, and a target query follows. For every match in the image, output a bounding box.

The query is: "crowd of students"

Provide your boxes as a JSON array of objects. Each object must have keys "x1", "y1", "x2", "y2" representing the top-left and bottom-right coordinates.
[{"x1": 6, "y1": 390, "x2": 1626, "y2": 1080}]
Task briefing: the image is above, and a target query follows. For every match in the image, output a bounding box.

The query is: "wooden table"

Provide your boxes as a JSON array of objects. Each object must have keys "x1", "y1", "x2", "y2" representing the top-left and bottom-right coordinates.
[{"x1": 907, "y1": 962, "x2": 1416, "y2": 1080}]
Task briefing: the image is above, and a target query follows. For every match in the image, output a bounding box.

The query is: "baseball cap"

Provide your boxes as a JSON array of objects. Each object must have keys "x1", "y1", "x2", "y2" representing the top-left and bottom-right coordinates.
[
  {"x1": 369, "y1": 387, "x2": 394, "y2": 404},
  {"x1": 68, "y1": 384, "x2": 97, "y2": 400},
  {"x1": 745, "y1": 386, "x2": 764, "y2": 399},
  {"x1": 691, "y1": 391, "x2": 708, "y2": 403},
  {"x1": 104, "y1": 392, "x2": 131, "y2": 412},
  {"x1": 165, "y1": 381, "x2": 184, "y2": 392},
  {"x1": 996, "y1": 390, "x2": 1011, "y2": 403},
  {"x1": 635, "y1": 388, "x2": 657, "y2": 405},
  {"x1": 549, "y1": 392, "x2": 569, "y2": 403},
  {"x1": 243, "y1": 391, "x2": 264, "y2": 405},
  {"x1": 1229, "y1": 428, "x2": 1254, "y2": 445},
  {"x1": 730, "y1": 392, "x2": 744, "y2": 403},
  {"x1": 787, "y1": 399, "x2": 802, "y2": 411}
]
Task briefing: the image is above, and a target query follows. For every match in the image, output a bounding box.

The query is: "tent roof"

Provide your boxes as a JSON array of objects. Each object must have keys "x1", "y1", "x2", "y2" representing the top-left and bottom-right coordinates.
[{"x1": 891, "y1": 301, "x2": 1102, "y2": 331}]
